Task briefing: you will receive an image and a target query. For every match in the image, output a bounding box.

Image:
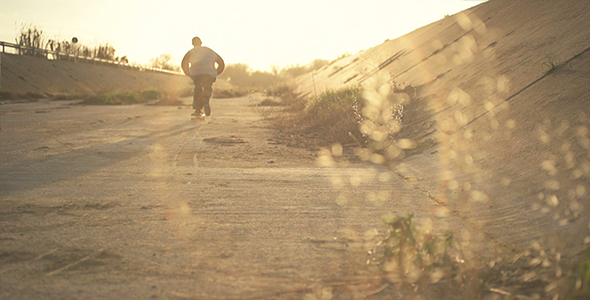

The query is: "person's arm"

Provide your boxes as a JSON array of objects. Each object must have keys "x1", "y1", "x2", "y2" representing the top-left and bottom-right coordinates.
[
  {"x1": 181, "y1": 51, "x2": 191, "y2": 76},
  {"x1": 215, "y1": 55, "x2": 225, "y2": 75}
]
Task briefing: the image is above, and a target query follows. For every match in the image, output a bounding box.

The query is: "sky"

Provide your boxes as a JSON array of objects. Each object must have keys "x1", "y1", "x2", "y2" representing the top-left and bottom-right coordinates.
[{"x1": 0, "y1": 0, "x2": 485, "y2": 71}]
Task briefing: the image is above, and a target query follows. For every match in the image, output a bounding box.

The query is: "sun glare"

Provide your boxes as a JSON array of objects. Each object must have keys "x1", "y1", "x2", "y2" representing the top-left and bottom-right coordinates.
[{"x1": 0, "y1": 0, "x2": 484, "y2": 70}]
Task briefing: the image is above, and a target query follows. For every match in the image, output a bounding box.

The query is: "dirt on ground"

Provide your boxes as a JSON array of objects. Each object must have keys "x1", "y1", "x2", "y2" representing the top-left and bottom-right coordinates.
[
  {"x1": 2, "y1": 0, "x2": 590, "y2": 298},
  {"x1": 1, "y1": 95, "x2": 494, "y2": 299}
]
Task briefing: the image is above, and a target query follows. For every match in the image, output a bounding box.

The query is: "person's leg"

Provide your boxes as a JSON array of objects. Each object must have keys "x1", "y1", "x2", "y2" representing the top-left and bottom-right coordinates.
[
  {"x1": 192, "y1": 76, "x2": 203, "y2": 113},
  {"x1": 202, "y1": 76, "x2": 216, "y2": 116}
]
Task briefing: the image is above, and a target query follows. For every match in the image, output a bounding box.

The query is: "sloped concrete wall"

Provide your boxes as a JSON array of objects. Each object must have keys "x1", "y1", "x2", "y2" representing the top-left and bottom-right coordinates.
[
  {"x1": 0, "y1": 53, "x2": 192, "y2": 96},
  {"x1": 295, "y1": 0, "x2": 590, "y2": 254}
]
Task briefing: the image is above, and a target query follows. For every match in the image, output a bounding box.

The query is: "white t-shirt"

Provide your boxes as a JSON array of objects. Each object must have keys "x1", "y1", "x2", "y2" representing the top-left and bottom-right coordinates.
[{"x1": 187, "y1": 46, "x2": 219, "y2": 77}]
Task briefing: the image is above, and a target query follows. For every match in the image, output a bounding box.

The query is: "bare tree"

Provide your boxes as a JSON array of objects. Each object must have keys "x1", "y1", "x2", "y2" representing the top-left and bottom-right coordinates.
[{"x1": 149, "y1": 53, "x2": 179, "y2": 71}]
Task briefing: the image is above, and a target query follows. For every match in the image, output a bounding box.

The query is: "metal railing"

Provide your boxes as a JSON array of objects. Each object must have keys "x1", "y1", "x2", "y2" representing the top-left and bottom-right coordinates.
[{"x1": 0, "y1": 41, "x2": 182, "y2": 75}]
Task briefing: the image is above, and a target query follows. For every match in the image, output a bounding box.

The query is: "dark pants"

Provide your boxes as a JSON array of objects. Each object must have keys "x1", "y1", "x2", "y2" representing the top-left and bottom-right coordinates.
[{"x1": 191, "y1": 75, "x2": 216, "y2": 111}]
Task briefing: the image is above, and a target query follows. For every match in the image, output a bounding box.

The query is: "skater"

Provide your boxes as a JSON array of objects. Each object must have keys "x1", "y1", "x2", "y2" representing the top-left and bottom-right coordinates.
[{"x1": 181, "y1": 36, "x2": 225, "y2": 117}]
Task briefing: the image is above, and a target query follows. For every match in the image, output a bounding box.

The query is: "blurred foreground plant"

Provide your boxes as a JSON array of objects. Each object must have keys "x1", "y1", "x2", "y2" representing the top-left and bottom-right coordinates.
[{"x1": 369, "y1": 214, "x2": 463, "y2": 286}]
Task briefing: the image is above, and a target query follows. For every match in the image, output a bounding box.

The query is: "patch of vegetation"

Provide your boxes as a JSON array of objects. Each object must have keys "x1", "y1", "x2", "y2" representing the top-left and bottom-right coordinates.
[
  {"x1": 366, "y1": 214, "x2": 481, "y2": 299},
  {"x1": 370, "y1": 214, "x2": 462, "y2": 282},
  {"x1": 81, "y1": 92, "x2": 138, "y2": 105},
  {"x1": 212, "y1": 89, "x2": 248, "y2": 99},
  {"x1": 265, "y1": 85, "x2": 294, "y2": 98},
  {"x1": 271, "y1": 86, "x2": 364, "y2": 148},
  {"x1": 24, "y1": 92, "x2": 46, "y2": 99},
  {"x1": 140, "y1": 89, "x2": 163, "y2": 100},
  {"x1": 305, "y1": 87, "x2": 362, "y2": 113},
  {"x1": 572, "y1": 246, "x2": 590, "y2": 299},
  {"x1": 266, "y1": 81, "x2": 436, "y2": 159},
  {"x1": 0, "y1": 91, "x2": 18, "y2": 100},
  {"x1": 257, "y1": 99, "x2": 282, "y2": 107},
  {"x1": 79, "y1": 89, "x2": 176, "y2": 105},
  {"x1": 151, "y1": 92, "x2": 185, "y2": 106},
  {"x1": 365, "y1": 214, "x2": 590, "y2": 299},
  {"x1": 0, "y1": 91, "x2": 47, "y2": 101},
  {"x1": 50, "y1": 94, "x2": 85, "y2": 101},
  {"x1": 153, "y1": 98, "x2": 185, "y2": 106}
]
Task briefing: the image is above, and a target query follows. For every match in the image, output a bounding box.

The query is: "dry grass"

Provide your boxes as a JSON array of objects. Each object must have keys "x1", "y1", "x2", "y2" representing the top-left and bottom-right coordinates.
[
  {"x1": 0, "y1": 91, "x2": 46, "y2": 101},
  {"x1": 79, "y1": 89, "x2": 180, "y2": 105},
  {"x1": 262, "y1": 86, "x2": 363, "y2": 151},
  {"x1": 213, "y1": 89, "x2": 248, "y2": 99},
  {"x1": 264, "y1": 83, "x2": 437, "y2": 160}
]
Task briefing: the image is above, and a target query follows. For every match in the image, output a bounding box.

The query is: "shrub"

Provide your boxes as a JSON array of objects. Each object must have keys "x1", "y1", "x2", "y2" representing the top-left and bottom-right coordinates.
[
  {"x1": 305, "y1": 87, "x2": 362, "y2": 113},
  {"x1": 212, "y1": 89, "x2": 247, "y2": 98},
  {"x1": 257, "y1": 99, "x2": 282, "y2": 107},
  {"x1": 265, "y1": 85, "x2": 293, "y2": 97},
  {"x1": 0, "y1": 91, "x2": 18, "y2": 100},
  {"x1": 24, "y1": 92, "x2": 46, "y2": 99},
  {"x1": 140, "y1": 89, "x2": 163, "y2": 100},
  {"x1": 265, "y1": 82, "x2": 435, "y2": 158},
  {"x1": 370, "y1": 214, "x2": 461, "y2": 283}
]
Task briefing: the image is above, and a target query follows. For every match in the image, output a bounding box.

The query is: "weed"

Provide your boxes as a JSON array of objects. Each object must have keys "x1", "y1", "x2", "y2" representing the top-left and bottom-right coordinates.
[
  {"x1": 79, "y1": 89, "x2": 175, "y2": 105},
  {"x1": 265, "y1": 85, "x2": 293, "y2": 97},
  {"x1": 271, "y1": 87, "x2": 306, "y2": 112},
  {"x1": 574, "y1": 246, "x2": 590, "y2": 298},
  {"x1": 0, "y1": 91, "x2": 18, "y2": 100},
  {"x1": 50, "y1": 94, "x2": 85, "y2": 101},
  {"x1": 259, "y1": 86, "x2": 361, "y2": 149},
  {"x1": 24, "y1": 92, "x2": 46, "y2": 99},
  {"x1": 153, "y1": 97, "x2": 184, "y2": 106},
  {"x1": 265, "y1": 82, "x2": 436, "y2": 156},
  {"x1": 212, "y1": 89, "x2": 247, "y2": 98},
  {"x1": 300, "y1": 87, "x2": 364, "y2": 146},
  {"x1": 0, "y1": 91, "x2": 50, "y2": 101},
  {"x1": 16, "y1": 24, "x2": 45, "y2": 57},
  {"x1": 305, "y1": 87, "x2": 362, "y2": 113},
  {"x1": 140, "y1": 89, "x2": 163, "y2": 100},
  {"x1": 369, "y1": 214, "x2": 462, "y2": 286},
  {"x1": 257, "y1": 99, "x2": 282, "y2": 107},
  {"x1": 151, "y1": 90, "x2": 184, "y2": 106}
]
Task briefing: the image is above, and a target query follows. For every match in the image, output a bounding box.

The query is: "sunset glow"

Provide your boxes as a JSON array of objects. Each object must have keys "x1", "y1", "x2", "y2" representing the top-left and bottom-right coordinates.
[{"x1": 0, "y1": 0, "x2": 484, "y2": 70}]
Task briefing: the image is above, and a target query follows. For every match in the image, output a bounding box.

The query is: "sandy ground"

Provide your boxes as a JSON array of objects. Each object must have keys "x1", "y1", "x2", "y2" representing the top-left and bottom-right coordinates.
[
  {"x1": 0, "y1": 96, "x2": 481, "y2": 299},
  {"x1": 2, "y1": 1, "x2": 589, "y2": 297}
]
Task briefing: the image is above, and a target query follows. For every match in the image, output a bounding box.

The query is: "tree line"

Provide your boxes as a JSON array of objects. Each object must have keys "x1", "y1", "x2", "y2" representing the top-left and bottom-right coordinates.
[
  {"x1": 15, "y1": 24, "x2": 334, "y2": 79},
  {"x1": 217, "y1": 59, "x2": 330, "y2": 89}
]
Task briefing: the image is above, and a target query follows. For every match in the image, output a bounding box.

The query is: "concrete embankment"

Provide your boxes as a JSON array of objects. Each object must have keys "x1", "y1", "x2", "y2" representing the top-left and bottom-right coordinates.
[
  {"x1": 294, "y1": 0, "x2": 590, "y2": 254},
  {"x1": 0, "y1": 53, "x2": 192, "y2": 96}
]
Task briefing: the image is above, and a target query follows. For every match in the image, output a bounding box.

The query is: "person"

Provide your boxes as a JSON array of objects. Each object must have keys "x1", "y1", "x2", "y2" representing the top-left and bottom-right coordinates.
[{"x1": 181, "y1": 37, "x2": 225, "y2": 117}]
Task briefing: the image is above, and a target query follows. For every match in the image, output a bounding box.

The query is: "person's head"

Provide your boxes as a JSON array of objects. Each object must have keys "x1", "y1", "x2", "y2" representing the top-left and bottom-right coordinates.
[{"x1": 192, "y1": 37, "x2": 202, "y2": 47}]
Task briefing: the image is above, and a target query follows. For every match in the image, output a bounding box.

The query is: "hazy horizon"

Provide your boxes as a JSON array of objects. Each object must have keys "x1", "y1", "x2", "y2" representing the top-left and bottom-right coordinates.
[{"x1": 0, "y1": 0, "x2": 485, "y2": 71}]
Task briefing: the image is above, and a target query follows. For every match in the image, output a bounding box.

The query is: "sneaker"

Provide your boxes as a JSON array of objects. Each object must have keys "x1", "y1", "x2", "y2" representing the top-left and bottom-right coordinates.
[
  {"x1": 191, "y1": 110, "x2": 200, "y2": 117},
  {"x1": 204, "y1": 105, "x2": 211, "y2": 116}
]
